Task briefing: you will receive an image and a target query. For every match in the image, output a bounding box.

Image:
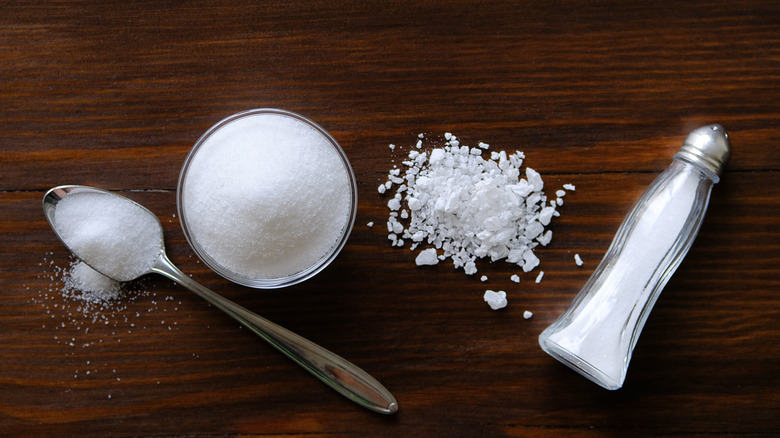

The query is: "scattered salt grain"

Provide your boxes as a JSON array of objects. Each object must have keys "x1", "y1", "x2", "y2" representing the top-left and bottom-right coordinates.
[
  {"x1": 523, "y1": 310, "x2": 533, "y2": 319},
  {"x1": 563, "y1": 184, "x2": 576, "y2": 191},
  {"x1": 480, "y1": 275, "x2": 488, "y2": 282},
  {"x1": 535, "y1": 271, "x2": 544, "y2": 283},
  {"x1": 510, "y1": 274, "x2": 520, "y2": 283},
  {"x1": 367, "y1": 222, "x2": 374, "y2": 228},
  {"x1": 29, "y1": 252, "x2": 183, "y2": 395},
  {"x1": 574, "y1": 253, "x2": 584, "y2": 266},
  {"x1": 483, "y1": 290, "x2": 507, "y2": 310}
]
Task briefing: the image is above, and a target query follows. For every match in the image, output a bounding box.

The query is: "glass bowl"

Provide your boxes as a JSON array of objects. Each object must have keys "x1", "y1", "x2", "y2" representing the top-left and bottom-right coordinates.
[{"x1": 176, "y1": 108, "x2": 357, "y2": 289}]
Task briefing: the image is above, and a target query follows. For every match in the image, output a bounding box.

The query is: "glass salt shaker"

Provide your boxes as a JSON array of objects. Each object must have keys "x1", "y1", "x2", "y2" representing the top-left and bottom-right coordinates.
[{"x1": 538, "y1": 124, "x2": 730, "y2": 390}]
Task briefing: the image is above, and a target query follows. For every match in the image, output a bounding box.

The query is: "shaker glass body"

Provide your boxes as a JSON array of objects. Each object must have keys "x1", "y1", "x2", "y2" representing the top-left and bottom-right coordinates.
[{"x1": 539, "y1": 151, "x2": 721, "y2": 390}]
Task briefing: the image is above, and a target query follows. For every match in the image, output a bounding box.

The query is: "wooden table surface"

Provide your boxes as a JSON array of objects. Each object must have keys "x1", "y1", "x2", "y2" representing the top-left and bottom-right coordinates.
[{"x1": 2, "y1": 1, "x2": 778, "y2": 436}]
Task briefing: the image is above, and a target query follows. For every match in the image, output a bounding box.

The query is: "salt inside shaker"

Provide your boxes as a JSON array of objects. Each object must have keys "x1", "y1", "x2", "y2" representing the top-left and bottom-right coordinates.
[{"x1": 538, "y1": 125, "x2": 730, "y2": 390}]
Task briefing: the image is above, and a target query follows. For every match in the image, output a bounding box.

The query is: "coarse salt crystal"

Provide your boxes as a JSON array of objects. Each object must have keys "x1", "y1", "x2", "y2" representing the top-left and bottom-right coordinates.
[
  {"x1": 538, "y1": 206, "x2": 556, "y2": 226},
  {"x1": 537, "y1": 230, "x2": 553, "y2": 246},
  {"x1": 484, "y1": 290, "x2": 507, "y2": 310},
  {"x1": 574, "y1": 253, "x2": 584, "y2": 266},
  {"x1": 535, "y1": 271, "x2": 544, "y2": 283},
  {"x1": 415, "y1": 248, "x2": 440, "y2": 266},
  {"x1": 510, "y1": 274, "x2": 520, "y2": 283},
  {"x1": 523, "y1": 310, "x2": 533, "y2": 319},
  {"x1": 387, "y1": 197, "x2": 402, "y2": 211},
  {"x1": 526, "y1": 168, "x2": 544, "y2": 191},
  {"x1": 522, "y1": 249, "x2": 540, "y2": 272}
]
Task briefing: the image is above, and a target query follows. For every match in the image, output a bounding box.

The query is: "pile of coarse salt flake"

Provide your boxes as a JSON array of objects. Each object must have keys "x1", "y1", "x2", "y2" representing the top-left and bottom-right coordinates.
[{"x1": 380, "y1": 132, "x2": 574, "y2": 279}]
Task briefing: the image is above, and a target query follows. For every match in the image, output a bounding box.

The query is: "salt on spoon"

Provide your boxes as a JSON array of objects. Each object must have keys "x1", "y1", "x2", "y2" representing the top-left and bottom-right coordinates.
[{"x1": 42, "y1": 185, "x2": 397, "y2": 415}]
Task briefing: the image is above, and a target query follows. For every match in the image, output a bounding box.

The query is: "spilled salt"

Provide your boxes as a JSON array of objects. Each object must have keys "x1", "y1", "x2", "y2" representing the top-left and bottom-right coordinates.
[
  {"x1": 30, "y1": 252, "x2": 185, "y2": 398},
  {"x1": 65, "y1": 261, "x2": 121, "y2": 303}
]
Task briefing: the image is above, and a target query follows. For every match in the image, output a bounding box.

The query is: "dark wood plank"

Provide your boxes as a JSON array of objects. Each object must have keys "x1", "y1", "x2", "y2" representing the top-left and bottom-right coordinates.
[{"x1": 1, "y1": 0, "x2": 778, "y2": 436}]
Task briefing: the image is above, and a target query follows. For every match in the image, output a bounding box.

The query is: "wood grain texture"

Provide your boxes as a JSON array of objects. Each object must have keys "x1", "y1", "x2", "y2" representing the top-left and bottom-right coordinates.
[{"x1": 1, "y1": 1, "x2": 778, "y2": 436}]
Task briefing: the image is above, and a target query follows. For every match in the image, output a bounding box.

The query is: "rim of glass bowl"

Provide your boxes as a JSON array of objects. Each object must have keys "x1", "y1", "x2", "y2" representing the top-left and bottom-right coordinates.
[{"x1": 176, "y1": 108, "x2": 357, "y2": 289}]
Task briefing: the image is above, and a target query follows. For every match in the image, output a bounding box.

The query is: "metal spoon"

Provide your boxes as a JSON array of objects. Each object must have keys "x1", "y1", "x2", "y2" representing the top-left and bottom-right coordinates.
[{"x1": 42, "y1": 185, "x2": 398, "y2": 415}]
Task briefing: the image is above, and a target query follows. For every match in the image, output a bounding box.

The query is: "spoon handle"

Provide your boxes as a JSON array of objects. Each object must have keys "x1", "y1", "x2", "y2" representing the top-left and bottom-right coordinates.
[{"x1": 152, "y1": 255, "x2": 398, "y2": 415}]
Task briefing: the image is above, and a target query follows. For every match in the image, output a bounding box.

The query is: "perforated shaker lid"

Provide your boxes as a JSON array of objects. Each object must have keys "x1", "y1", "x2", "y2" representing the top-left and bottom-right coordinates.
[{"x1": 674, "y1": 124, "x2": 731, "y2": 183}]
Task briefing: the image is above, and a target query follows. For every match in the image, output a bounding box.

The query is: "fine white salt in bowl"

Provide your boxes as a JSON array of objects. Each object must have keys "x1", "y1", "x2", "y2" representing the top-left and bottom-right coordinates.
[{"x1": 177, "y1": 109, "x2": 357, "y2": 288}]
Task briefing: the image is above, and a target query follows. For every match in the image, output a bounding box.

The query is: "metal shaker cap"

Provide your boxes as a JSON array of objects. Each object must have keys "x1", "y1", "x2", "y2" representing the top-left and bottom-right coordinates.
[{"x1": 674, "y1": 124, "x2": 731, "y2": 183}]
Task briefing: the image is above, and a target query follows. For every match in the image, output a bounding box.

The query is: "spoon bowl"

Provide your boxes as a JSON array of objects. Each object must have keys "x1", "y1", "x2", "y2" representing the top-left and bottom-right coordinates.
[{"x1": 42, "y1": 185, "x2": 397, "y2": 415}]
